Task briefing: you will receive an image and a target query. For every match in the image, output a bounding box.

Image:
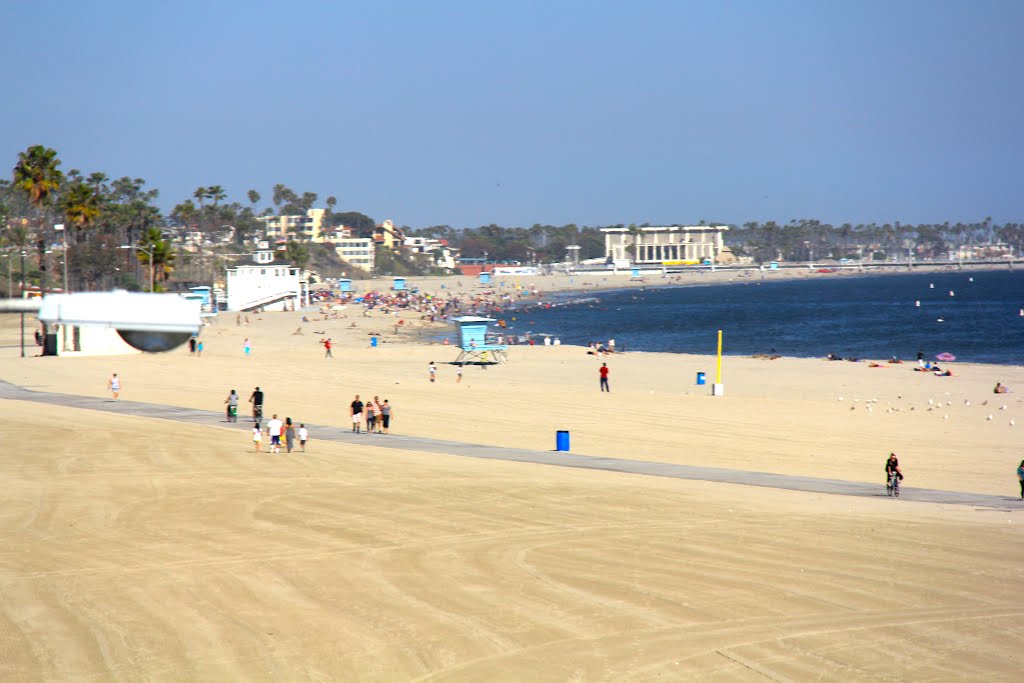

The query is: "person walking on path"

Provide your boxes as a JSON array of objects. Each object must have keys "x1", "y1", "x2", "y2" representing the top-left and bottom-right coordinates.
[
  {"x1": 380, "y1": 400, "x2": 393, "y2": 434},
  {"x1": 197, "y1": 340, "x2": 203, "y2": 357},
  {"x1": 1018, "y1": 460, "x2": 1024, "y2": 499},
  {"x1": 371, "y1": 396, "x2": 384, "y2": 433},
  {"x1": 365, "y1": 400, "x2": 377, "y2": 434},
  {"x1": 429, "y1": 361, "x2": 437, "y2": 382},
  {"x1": 599, "y1": 363, "x2": 610, "y2": 392},
  {"x1": 189, "y1": 337, "x2": 197, "y2": 355},
  {"x1": 108, "y1": 373, "x2": 121, "y2": 400},
  {"x1": 243, "y1": 338, "x2": 251, "y2": 356},
  {"x1": 456, "y1": 364, "x2": 463, "y2": 383},
  {"x1": 323, "y1": 338, "x2": 333, "y2": 358},
  {"x1": 252, "y1": 423, "x2": 262, "y2": 452},
  {"x1": 298, "y1": 424, "x2": 309, "y2": 452},
  {"x1": 267, "y1": 414, "x2": 283, "y2": 453},
  {"x1": 225, "y1": 389, "x2": 239, "y2": 422},
  {"x1": 284, "y1": 417, "x2": 296, "y2": 453},
  {"x1": 350, "y1": 395, "x2": 364, "y2": 433}
]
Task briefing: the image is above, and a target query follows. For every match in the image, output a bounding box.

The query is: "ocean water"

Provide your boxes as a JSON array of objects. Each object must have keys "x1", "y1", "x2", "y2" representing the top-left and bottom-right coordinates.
[{"x1": 506, "y1": 270, "x2": 1024, "y2": 365}]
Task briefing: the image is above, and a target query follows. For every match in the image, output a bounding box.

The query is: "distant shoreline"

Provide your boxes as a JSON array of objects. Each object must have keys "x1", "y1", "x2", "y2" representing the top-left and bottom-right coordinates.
[
  {"x1": 346, "y1": 262, "x2": 1023, "y2": 361},
  {"x1": 349, "y1": 260, "x2": 1018, "y2": 302}
]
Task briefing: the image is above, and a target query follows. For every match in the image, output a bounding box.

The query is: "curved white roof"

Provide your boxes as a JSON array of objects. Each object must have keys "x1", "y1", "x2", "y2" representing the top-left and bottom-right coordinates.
[{"x1": 38, "y1": 292, "x2": 202, "y2": 334}]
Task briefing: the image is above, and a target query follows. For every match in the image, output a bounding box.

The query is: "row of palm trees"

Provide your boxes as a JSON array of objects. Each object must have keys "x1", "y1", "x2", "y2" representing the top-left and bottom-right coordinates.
[{"x1": 1, "y1": 145, "x2": 172, "y2": 294}]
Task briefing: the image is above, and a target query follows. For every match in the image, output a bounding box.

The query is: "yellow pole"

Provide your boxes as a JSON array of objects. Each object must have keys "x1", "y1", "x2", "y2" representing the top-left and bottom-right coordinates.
[{"x1": 716, "y1": 329, "x2": 723, "y2": 384}]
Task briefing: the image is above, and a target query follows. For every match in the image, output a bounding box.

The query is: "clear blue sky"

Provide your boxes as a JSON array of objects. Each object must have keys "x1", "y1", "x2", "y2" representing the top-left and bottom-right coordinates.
[{"x1": 2, "y1": 1, "x2": 1021, "y2": 229}]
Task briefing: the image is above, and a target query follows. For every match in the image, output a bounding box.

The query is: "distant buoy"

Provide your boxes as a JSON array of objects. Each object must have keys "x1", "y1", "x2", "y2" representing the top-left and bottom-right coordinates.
[
  {"x1": 929, "y1": 283, "x2": 934, "y2": 288},
  {"x1": 915, "y1": 300, "x2": 920, "y2": 307},
  {"x1": 1019, "y1": 309, "x2": 1023, "y2": 317},
  {"x1": 949, "y1": 290, "x2": 955, "y2": 296},
  {"x1": 969, "y1": 277, "x2": 974, "y2": 282}
]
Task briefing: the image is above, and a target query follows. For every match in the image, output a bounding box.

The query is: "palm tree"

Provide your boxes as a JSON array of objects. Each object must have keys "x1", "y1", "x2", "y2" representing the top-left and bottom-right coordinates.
[
  {"x1": 207, "y1": 185, "x2": 226, "y2": 206},
  {"x1": 192, "y1": 186, "x2": 208, "y2": 209},
  {"x1": 13, "y1": 145, "x2": 63, "y2": 209},
  {"x1": 61, "y1": 182, "x2": 101, "y2": 291},
  {"x1": 172, "y1": 200, "x2": 197, "y2": 228},
  {"x1": 13, "y1": 145, "x2": 64, "y2": 294},
  {"x1": 139, "y1": 227, "x2": 175, "y2": 290},
  {"x1": 247, "y1": 189, "x2": 261, "y2": 208},
  {"x1": 87, "y1": 172, "x2": 109, "y2": 196},
  {"x1": 62, "y1": 182, "x2": 101, "y2": 235}
]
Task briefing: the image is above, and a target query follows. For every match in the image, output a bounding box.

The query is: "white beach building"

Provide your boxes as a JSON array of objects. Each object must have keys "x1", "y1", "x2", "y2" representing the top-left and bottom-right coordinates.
[
  {"x1": 33, "y1": 292, "x2": 203, "y2": 356},
  {"x1": 225, "y1": 263, "x2": 309, "y2": 312},
  {"x1": 602, "y1": 225, "x2": 730, "y2": 265}
]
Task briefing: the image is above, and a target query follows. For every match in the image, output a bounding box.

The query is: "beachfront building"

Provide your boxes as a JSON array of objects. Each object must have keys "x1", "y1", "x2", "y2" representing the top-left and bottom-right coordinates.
[
  {"x1": 334, "y1": 237, "x2": 376, "y2": 273},
  {"x1": 602, "y1": 225, "x2": 730, "y2": 265},
  {"x1": 404, "y1": 236, "x2": 458, "y2": 271},
  {"x1": 225, "y1": 263, "x2": 309, "y2": 312},
  {"x1": 257, "y1": 209, "x2": 327, "y2": 243},
  {"x1": 318, "y1": 225, "x2": 353, "y2": 244},
  {"x1": 373, "y1": 220, "x2": 405, "y2": 249}
]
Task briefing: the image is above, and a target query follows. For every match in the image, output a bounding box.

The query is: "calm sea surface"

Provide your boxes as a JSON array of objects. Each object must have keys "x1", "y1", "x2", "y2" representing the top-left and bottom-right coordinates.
[{"x1": 501, "y1": 270, "x2": 1024, "y2": 365}]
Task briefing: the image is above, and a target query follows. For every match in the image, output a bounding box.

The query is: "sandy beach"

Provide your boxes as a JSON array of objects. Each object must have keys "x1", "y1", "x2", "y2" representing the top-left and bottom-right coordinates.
[{"x1": 1, "y1": 272, "x2": 1022, "y2": 680}]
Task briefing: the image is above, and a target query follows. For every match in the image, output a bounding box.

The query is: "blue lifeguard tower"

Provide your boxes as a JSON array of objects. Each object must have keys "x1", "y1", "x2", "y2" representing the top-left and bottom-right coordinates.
[
  {"x1": 338, "y1": 278, "x2": 352, "y2": 293},
  {"x1": 392, "y1": 277, "x2": 407, "y2": 291},
  {"x1": 478, "y1": 271, "x2": 491, "y2": 286},
  {"x1": 452, "y1": 315, "x2": 507, "y2": 365}
]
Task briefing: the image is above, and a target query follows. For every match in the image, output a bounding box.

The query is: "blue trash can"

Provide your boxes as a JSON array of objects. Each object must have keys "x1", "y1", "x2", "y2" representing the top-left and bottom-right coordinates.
[
  {"x1": 696, "y1": 372, "x2": 706, "y2": 385},
  {"x1": 370, "y1": 336, "x2": 378, "y2": 347},
  {"x1": 556, "y1": 430, "x2": 570, "y2": 452}
]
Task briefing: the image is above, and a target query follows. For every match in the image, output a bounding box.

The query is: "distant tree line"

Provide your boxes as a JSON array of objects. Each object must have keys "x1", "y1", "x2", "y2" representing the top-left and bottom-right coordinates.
[
  {"x1": 728, "y1": 218, "x2": 1024, "y2": 263},
  {"x1": 3, "y1": 145, "x2": 1021, "y2": 293},
  {"x1": 406, "y1": 217, "x2": 1024, "y2": 266}
]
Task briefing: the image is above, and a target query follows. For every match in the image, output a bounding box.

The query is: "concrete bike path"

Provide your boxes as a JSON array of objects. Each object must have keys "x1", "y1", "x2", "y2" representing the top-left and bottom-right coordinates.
[{"x1": 1, "y1": 379, "x2": 1020, "y2": 511}]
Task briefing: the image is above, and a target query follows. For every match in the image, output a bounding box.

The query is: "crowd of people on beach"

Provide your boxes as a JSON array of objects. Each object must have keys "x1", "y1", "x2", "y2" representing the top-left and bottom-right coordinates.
[
  {"x1": 236, "y1": 386, "x2": 310, "y2": 453},
  {"x1": 348, "y1": 394, "x2": 393, "y2": 434}
]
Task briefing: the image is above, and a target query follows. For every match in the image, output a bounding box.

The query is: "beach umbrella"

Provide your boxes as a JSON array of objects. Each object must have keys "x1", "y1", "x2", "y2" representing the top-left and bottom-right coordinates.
[{"x1": 935, "y1": 352, "x2": 956, "y2": 362}]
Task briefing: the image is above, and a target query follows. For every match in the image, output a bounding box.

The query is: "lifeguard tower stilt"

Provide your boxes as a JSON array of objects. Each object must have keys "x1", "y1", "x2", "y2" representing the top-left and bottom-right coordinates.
[{"x1": 451, "y1": 316, "x2": 507, "y2": 365}]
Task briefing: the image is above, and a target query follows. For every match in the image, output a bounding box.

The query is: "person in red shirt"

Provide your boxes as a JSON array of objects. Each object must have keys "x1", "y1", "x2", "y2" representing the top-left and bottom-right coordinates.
[
  {"x1": 599, "y1": 362, "x2": 610, "y2": 392},
  {"x1": 323, "y1": 338, "x2": 333, "y2": 358}
]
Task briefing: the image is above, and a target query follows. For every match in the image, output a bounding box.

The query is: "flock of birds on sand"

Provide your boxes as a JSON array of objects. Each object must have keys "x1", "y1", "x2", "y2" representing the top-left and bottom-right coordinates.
[{"x1": 838, "y1": 394, "x2": 1019, "y2": 426}]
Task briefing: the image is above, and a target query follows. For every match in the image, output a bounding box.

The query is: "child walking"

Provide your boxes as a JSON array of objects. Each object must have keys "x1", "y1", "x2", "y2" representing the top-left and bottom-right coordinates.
[{"x1": 252, "y1": 423, "x2": 262, "y2": 452}]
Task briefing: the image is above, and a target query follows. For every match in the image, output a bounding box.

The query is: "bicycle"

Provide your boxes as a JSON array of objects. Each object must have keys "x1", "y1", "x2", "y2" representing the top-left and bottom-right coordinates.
[
  {"x1": 252, "y1": 404, "x2": 263, "y2": 423},
  {"x1": 887, "y1": 471, "x2": 900, "y2": 497}
]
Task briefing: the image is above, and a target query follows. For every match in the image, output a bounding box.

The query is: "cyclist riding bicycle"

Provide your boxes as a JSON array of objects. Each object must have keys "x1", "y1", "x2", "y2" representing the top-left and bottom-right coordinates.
[
  {"x1": 885, "y1": 452, "x2": 903, "y2": 484},
  {"x1": 249, "y1": 386, "x2": 264, "y2": 422}
]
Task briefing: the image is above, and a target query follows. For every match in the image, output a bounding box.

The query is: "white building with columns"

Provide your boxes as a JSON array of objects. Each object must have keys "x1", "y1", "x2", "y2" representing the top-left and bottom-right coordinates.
[{"x1": 602, "y1": 225, "x2": 730, "y2": 264}]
